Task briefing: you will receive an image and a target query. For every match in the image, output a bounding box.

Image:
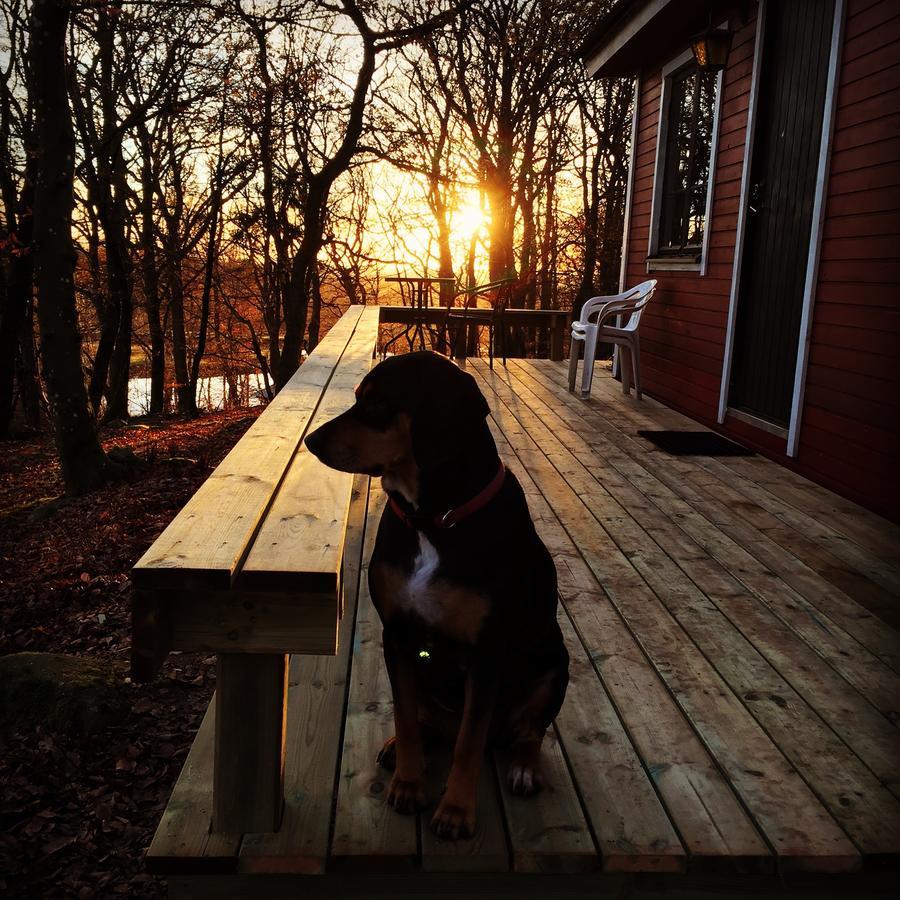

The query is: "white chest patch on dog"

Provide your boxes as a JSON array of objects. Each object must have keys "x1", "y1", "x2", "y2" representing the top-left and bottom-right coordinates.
[{"x1": 403, "y1": 531, "x2": 441, "y2": 624}]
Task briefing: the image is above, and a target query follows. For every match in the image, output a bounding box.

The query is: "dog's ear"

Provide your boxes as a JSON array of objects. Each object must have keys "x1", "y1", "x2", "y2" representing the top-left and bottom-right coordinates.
[{"x1": 410, "y1": 364, "x2": 490, "y2": 469}]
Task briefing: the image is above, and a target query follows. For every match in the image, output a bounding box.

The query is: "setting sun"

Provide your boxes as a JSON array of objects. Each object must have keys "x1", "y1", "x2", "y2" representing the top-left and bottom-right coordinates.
[{"x1": 451, "y1": 201, "x2": 486, "y2": 240}]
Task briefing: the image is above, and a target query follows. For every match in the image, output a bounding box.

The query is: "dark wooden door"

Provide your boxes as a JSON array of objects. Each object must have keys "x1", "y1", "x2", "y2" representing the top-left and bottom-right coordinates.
[{"x1": 728, "y1": 0, "x2": 835, "y2": 427}]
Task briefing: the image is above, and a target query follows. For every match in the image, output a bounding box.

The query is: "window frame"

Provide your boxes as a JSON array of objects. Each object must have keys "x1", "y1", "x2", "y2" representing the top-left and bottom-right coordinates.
[{"x1": 647, "y1": 44, "x2": 725, "y2": 275}]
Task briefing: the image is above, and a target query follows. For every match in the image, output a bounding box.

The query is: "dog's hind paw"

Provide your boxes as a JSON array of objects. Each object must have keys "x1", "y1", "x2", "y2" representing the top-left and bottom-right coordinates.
[
  {"x1": 387, "y1": 772, "x2": 427, "y2": 814},
  {"x1": 376, "y1": 736, "x2": 397, "y2": 771},
  {"x1": 507, "y1": 761, "x2": 543, "y2": 797}
]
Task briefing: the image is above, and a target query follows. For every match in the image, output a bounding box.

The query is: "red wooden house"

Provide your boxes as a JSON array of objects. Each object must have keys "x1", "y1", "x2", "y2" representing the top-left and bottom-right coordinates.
[{"x1": 582, "y1": 0, "x2": 900, "y2": 522}]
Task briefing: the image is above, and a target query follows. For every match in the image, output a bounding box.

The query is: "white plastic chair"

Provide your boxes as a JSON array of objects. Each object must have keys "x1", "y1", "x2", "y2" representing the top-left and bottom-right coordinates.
[{"x1": 568, "y1": 279, "x2": 657, "y2": 399}]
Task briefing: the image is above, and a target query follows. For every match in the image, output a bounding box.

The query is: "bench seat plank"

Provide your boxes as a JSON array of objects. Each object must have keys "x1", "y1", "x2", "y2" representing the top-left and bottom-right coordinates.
[
  {"x1": 239, "y1": 307, "x2": 381, "y2": 594},
  {"x1": 132, "y1": 306, "x2": 365, "y2": 591}
]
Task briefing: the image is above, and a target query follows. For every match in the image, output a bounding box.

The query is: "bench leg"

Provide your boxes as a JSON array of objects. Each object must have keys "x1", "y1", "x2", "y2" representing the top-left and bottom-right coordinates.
[
  {"x1": 213, "y1": 653, "x2": 288, "y2": 833},
  {"x1": 131, "y1": 589, "x2": 172, "y2": 683}
]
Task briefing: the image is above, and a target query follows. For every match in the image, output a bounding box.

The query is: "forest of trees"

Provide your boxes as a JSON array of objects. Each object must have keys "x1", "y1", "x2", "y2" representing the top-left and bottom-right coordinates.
[{"x1": 0, "y1": 0, "x2": 631, "y2": 494}]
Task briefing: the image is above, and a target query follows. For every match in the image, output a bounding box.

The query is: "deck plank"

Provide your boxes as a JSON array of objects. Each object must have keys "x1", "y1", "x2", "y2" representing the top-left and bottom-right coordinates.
[
  {"x1": 492, "y1": 723, "x2": 598, "y2": 873},
  {"x1": 329, "y1": 491, "x2": 419, "y2": 872},
  {"x1": 482, "y1": 362, "x2": 900, "y2": 857},
  {"x1": 240, "y1": 307, "x2": 381, "y2": 595},
  {"x1": 146, "y1": 699, "x2": 241, "y2": 872},
  {"x1": 513, "y1": 363, "x2": 900, "y2": 721},
  {"x1": 132, "y1": 306, "x2": 365, "y2": 591},
  {"x1": 574, "y1": 366, "x2": 900, "y2": 667},
  {"x1": 508, "y1": 361, "x2": 900, "y2": 797},
  {"x1": 560, "y1": 360, "x2": 900, "y2": 597},
  {"x1": 471, "y1": 361, "x2": 860, "y2": 872},
  {"x1": 419, "y1": 745, "x2": 510, "y2": 873},
  {"x1": 482, "y1": 386, "x2": 770, "y2": 868},
  {"x1": 552, "y1": 614, "x2": 685, "y2": 873},
  {"x1": 238, "y1": 475, "x2": 371, "y2": 873}
]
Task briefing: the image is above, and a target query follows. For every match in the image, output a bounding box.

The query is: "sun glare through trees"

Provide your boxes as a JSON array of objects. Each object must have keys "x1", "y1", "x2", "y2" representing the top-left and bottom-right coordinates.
[{"x1": 0, "y1": 0, "x2": 630, "y2": 494}]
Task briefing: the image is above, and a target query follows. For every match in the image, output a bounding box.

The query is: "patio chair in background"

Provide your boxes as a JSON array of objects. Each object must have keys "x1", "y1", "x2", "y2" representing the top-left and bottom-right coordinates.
[
  {"x1": 446, "y1": 276, "x2": 516, "y2": 368},
  {"x1": 568, "y1": 279, "x2": 657, "y2": 399}
]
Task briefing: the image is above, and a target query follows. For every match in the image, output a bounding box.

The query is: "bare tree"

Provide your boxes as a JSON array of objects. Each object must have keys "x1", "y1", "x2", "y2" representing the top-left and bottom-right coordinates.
[
  {"x1": 572, "y1": 75, "x2": 633, "y2": 312},
  {"x1": 270, "y1": 0, "x2": 466, "y2": 389}
]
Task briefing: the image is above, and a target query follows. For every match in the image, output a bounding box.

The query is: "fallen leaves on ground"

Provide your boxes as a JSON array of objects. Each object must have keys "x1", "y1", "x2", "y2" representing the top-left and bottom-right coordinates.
[{"x1": 0, "y1": 408, "x2": 261, "y2": 899}]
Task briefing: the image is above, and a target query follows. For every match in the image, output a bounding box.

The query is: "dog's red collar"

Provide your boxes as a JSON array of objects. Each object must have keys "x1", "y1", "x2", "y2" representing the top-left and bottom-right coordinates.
[{"x1": 389, "y1": 462, "x2": 506, "y2": 530}]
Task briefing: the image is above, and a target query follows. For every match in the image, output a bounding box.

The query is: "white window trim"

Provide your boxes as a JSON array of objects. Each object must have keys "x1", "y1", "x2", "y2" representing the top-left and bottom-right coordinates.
[
  {"x1": 613, "y1": 75, "x2": 642, "y2": 380},
  {"x1": 618, "y1": 76, "x2": 642, "y2": 294},
  {"x1": 647, "y1": 41, "x2": 725, "y2": 275},
  {"x1": 717, "y1": 2, "x2": 766, "y2": 424},
  {"x1": 786, "y1": 0, "x2": 845, "y2": 457}
]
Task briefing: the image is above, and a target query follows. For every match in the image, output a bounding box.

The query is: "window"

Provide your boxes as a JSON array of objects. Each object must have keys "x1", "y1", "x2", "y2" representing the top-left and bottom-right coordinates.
[{"x1": 649, "y1": 58, "x2": 720, "y2": 268}]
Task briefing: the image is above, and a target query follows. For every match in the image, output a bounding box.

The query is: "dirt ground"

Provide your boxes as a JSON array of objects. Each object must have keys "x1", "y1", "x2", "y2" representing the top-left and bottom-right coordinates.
[{"x1": 0, "y1": 408, "x2": 262, "y2": 898}]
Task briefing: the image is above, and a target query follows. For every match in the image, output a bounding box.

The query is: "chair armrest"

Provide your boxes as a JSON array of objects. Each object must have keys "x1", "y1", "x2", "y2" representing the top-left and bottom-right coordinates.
[
  {"x1": 576, "y1": 288, "x2": 641, "y2": 324},
  {"x1": 594, "y1": 296, "x2": 641, "y2": 326},
  {"x1": 577, "y1": 295, "x2": 638, "y2": 327}
]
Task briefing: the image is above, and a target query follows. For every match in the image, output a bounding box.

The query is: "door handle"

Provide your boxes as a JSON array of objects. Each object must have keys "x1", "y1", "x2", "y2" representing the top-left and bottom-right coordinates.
[{"x1": 749, "y1": 181, "x2": 764, "y2": 216}]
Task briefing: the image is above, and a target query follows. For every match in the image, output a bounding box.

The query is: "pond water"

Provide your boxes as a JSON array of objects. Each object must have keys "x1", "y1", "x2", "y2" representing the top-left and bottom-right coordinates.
[{"x1": 127, "y1": 372, "x2": 270, "y2": 417}]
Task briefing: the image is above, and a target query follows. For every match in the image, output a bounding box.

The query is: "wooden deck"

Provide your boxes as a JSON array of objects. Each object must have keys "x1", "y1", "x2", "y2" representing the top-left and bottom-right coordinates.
[{"x1": 155, "y1": 358, "x2": 900, "y2": 893}]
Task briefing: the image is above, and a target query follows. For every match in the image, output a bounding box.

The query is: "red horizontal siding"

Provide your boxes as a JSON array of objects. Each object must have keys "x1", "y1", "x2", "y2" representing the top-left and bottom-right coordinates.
[
  {"x1": 793, "y1": 0, "x2": 900, "y2": 519},
  {"x1": 805, "y1": 364, "x2": 900, "y2": 409},
  {"x1": 803, "y1": 383, "x2": 900, "y2": 437},
  {"x1": 813, "y1": 298, "x2": 900, "y2": 328},
  {"x1": 806, "y1": 342, "x2": 899, "y2": 383}
]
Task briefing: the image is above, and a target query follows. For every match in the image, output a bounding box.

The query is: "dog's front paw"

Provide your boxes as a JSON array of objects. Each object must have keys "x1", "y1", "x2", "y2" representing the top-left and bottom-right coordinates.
[
  {"x1": 387, "y1": 772, "x2": 426, "y2": 814},
  {"x1": 431, "y1": 796, "x2": 476, "y2": 840}
]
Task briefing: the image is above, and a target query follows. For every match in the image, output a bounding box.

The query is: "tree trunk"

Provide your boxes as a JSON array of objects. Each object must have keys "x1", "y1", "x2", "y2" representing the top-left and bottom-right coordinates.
[
  {"x1": 169, "y1": 272, "x2": 196, "y2": 416},
  {"x1": 486, "y1": 163, "x2": 516, "y2": 285},
  {"x1": 0, "y1": 175, "x2": 34, "y2": 436},
  {"x1": 30, "y1": 0, "x2": 107, "y2": 494},
  {"x1": 189, "y1": 102, "x2": 228, "y2": 402},
  {"x1": 274, "y1": 19, "x2": 376, "y2": 390},
  {"x1": 17, "y1": 297, "x2": 44, "y2": 430},
  {"x1": 189, "y1": 193, "x2": 220, "y2": 403},
  {"x1": 308, "y1": 264, "x2": 322, "y2": 352},
  {"x1": 97, "y1": 7, "x2": 133, "y2": 422},
  {"x1": 517, "y1": 114, "x2": 539, "y2": 315},
  {"x1": 275, "y1": 180, "x2": 325, "y2": 389},
  {"x1": 138, "y1": 136, "x2": 165, "y2": 416},
  {"x1": 577, "y1": 148, "x2": 602, "y2": 317}
]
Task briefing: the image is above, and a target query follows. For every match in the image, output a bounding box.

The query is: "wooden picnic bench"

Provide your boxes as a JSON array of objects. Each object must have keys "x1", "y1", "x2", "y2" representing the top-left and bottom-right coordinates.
[
  {"x1": 131, "y1": 305, "x2": 897, "y2": 899},
  {"x1": 131, "y1": 305, "x2": 381, "y2": 836}
]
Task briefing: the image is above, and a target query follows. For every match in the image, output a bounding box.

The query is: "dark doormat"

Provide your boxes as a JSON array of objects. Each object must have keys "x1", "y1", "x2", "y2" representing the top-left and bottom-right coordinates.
[{"x1": 638, "y1": 430, "x2": 756, "y2": 457}]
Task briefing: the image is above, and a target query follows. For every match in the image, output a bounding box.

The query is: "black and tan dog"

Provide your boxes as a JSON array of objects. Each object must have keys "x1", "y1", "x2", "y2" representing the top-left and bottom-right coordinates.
[{"x1": 305, "y1": 351, "x2": 568, "y2": 840}]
